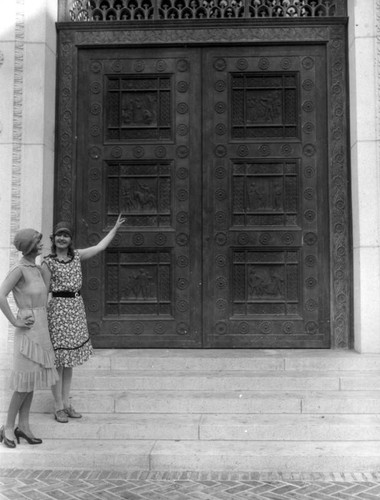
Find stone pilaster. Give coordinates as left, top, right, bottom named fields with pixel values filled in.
left=0, top=0, right=57, bottom=350
left=349, top=0, right=380, bottom=352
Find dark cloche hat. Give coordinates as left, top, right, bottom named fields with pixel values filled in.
left=53, top=221, right=73, bottom=237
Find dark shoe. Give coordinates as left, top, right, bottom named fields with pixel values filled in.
left=0, top=425, right=16, bottom=448
left=14, top=427, right=42, bottom=445
left=64, top=405, right=82, bottom=418
left=54, top=409, right=69, bottom=423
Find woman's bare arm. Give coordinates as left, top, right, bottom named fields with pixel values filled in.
left=40, top=261, right=51, bottom=290
left=78, top=214, right=125, bottom=261
left=0, top=268, right=31, bottom=328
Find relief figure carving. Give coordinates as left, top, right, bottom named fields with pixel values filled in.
left=248, top=178, right=283, bottom=211
left=122, top=269, right=154, bottom=300
left=248, top=266, right=285, bottom=298
left=273, top=182, right=283, bottom=210
left=122, top=179, right=157, bottom=212
left=122, top=93, right=158, bottom=126
left=247, top=91, right=281, bottom=124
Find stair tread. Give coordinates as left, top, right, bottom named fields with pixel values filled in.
left=0, top=369, right=373, bottom=383
left=3, top=389, right=380, bottom=397
left=66, top=389, right=380, bottom=396
left=3, top=348, right=380, bottom=372
left=2, top=439, right=379, bottom=472
left=5, top=412, right=380, bottom=429
left=1, top=439, right=379, bottom=459
left=72, top=370, right=380, bottom=376
left=1, top=413, right=378, bottom=443
left=2, top=412, right=379, bottom=424
left=60, top=348, right=380, bottom=360
left=2, top=348, right=380, bottom=360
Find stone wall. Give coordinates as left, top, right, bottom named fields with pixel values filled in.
left=0, top=0, right=57, bottom=350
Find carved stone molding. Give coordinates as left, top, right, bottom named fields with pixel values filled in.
left=327, top=24, right=350, bottom=348
left=56, top=30, right=75, bottom=223
left=74, top=26, right=329, bottom=45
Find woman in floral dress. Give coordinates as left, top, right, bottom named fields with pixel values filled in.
left=0, top=228, right=59, bottom=447
left=41, top=215, right=124, bottom=423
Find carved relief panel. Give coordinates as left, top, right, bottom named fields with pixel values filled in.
left=202, top=46, right=329, bottom=347
left=77, top=48, right=202, bottom=347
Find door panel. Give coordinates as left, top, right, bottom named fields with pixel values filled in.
left=77, top=44, right=330, bottom=348
left=202, top=46, right=329, bottom=348
left=77, top=48, right=203, bottom=347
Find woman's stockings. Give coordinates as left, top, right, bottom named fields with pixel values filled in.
left=17, top=391, right=34, bottom=436
left=52, top=366, right=73, bottom=410
left=62, top=367, right=73, bottom=409
left=5, top=391, right=32, bottom=439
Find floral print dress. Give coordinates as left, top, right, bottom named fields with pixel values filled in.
left=43, top=251, right=93, bottom=367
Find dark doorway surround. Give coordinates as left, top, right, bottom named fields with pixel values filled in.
left=55, top=14, right=351, bottom=349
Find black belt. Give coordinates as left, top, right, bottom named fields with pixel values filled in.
left=52, top=291, right=81, bottom=298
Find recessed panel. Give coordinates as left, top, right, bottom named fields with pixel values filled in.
left=105, top=75, right=172, bottom=141
left=106, top=161, right=172, bottom=227
left=232, top=250, right=300, bottom=316
left=231, top=73, right=298, bottom=138
left=232, top=161, right=299, bottom=227
left=105, top=250, right=172, bottom=316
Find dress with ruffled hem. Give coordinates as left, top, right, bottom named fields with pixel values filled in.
left=7, top=261, right=60, bottom=392
left=10, top=307, right=59, bottom=392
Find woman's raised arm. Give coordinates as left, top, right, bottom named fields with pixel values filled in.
left=78, top=214, right=125, bottom=261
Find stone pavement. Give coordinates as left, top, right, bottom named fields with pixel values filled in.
left=1, top=470, right=380, bottom=499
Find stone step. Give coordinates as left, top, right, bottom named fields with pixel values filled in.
left=198, top=414, right=380, bottom=441
left=1, top=438, right=379, bottom=472
left=1, top=413, right=379, bottom=442
left=2, top=349, right=380, bottom=372
left=113, top=390, right=380, bottom=415
left=2, top=389, right=380, bottom=415
left=4, top=369, right=380, bottom=392
left=67, top=350, right=380, bottom=372
left=73, top=370, right=380, bottom=392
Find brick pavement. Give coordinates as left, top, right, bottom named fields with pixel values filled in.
left=1, top=470, right=380, bottom=500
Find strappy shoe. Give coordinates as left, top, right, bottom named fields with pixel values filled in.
left=64, top=405, right=82, bottom=418
left=54, top=409, right=69, bottom=423
left=0, top=426, right=16, bottom=448
left=14, top=427, right=42, bottom=445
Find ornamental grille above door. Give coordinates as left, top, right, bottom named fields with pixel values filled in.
left=55, top=14, right=351, bottom=349
left=61, top=0, right=346, bottom=21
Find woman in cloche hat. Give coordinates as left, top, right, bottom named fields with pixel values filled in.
left=0, top=229, right=59, bottom=448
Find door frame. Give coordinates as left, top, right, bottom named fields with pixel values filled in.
left=55, top=19, right=352, bottom=349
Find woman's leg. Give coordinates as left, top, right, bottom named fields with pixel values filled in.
left=17, top=391, right=35, bottom=436
left=62, top=367, right=82, bottom=418
left=62, top=367, right=73, bottom=409
left=51, top=366, right=64, bottom=410
left=5, top=391, right=28, bottom=440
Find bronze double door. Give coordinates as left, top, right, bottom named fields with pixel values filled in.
left=77, top=44, right=329, bottom=348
